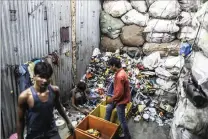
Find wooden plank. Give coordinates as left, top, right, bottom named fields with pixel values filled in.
left=71, top=0, right=77, bottom=85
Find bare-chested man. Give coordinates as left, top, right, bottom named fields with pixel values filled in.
left=17, top=62, right=74, bottom=139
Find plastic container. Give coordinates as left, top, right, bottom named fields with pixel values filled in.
left=67, top=129, right=97, bottom=139
left=90, top=104, right=106, bottom=120
left=90, top=104, right=117, bottom=123
left=180, top=42, right=192, bottom=56
left=101, top=99, right=132, bottom=116
left=76, top=115, right=118, bottom=139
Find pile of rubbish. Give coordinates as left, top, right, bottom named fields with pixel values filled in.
left=78, top=48, right=184, bottom=128
left=55, top=47, right=184, bottom=129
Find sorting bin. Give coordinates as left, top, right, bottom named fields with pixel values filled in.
left=90, top=104, right=117, bottom=123
left=67, top=129, right=97, bottom=139
left=100, top=99, right=132, bottom=124
left=76, top=115, right=118, bottom=139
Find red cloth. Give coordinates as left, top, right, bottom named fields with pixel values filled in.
left=111, top=68, right=131, bottom=105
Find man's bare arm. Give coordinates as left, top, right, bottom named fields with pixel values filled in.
left=53, top=86, right=74, bottom=131
left=17, top=92, right=27, bottom=139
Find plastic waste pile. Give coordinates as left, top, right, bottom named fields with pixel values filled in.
left=77, top=48, right=184, bottom=127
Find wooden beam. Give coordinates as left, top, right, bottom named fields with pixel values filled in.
left=71, top=0, right=77, bottom=85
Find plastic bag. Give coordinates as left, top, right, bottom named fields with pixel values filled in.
left=142, top=52, right=161, bottom=70
left=164, top=56, right=185, bottom=69
left=103, top=0, right=132, bottom=17
left=196, top=28, right=208, bottom=57
left=146, top=32, right=175, bottom=43
left=191, top=52, right=208, bottom=85
left=192, top=2, right=208, bottom=30
left=144, top=19, right=180, bottom=33
left=171, top=97, right=208, bottom=138
left=177, top=26, right=198, bottom=41
left=121, top=9, right=149, bottom=26
left=177, top=12, right=195, bottom=26
left=149, top=0, right=180, bottom=19
left=130, top=0, right=147, bottom=13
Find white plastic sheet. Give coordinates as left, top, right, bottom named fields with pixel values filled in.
left=142, top=52, right=161, bottom=70
left=191, top=52, right=208, bottom=85
left=164, top=56, right=185, bottom=69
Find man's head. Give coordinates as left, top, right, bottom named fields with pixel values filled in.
left=34, top=62, right=53, bottom=91
left=77, top=81, right=87, bottom=92
left=108, top=57, right=122, bottom=72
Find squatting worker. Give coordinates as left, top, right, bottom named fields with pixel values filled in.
left=70, top=81, right=101, bottom=115
left=17, top=62, right=74, bottom=139
left=105, top=57, right=131, bottom=139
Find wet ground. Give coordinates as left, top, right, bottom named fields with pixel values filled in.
left=128, top=118, right=170, bottom=139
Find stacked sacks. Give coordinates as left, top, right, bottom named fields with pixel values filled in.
left=100, top=0, right=146, bottom=53
left=176, top=11, right=196, bottom=42
left=143, top=0, right=181, bottom=56
left=176, top=0, right=201, bottom=43
left=178, top=0, right=202, bottom=12
left=193, top=2, right=208, bottom=57
left=176, top=1, right=204, bottom=44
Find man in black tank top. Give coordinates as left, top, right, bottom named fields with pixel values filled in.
left=17, top=62, right=74, bottom=139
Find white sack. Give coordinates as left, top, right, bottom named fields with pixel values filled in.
left=146, top=0, right=157, bottom=7
left=171, top=124, right=202, bottom=139
left=178, top=0, right=202, bottom=12
left=130, top=0, right=147, bottom=13
left=191, top=52, right=208, bottom=85
left=149, top=0, right=180, bottom=19
left=142, top=52, right=161, bottom=70
left=164, top=56, right=185, bottom=69
left=156, top=78, right=175, bottom=91
left=177, top=26, right=198, bottom=41
left=146, top=33, right=175, bottom=43
left=196, top=28, right=208, bottom=57
left=177, top=12, right=195, bottom=26
left=121, top=9, right=149, bottom=26
left=172, top=98, right=208, bottom=137
left=144, top=19, right=180, bottom=33
left=192, top=2, right=208, bottom=31
left=155, top=67, right=173, bottom=80
left=103, top=0, right=132, bottom=17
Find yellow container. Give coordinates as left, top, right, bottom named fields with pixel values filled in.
left=90, top=104, right=117, bottom=123
left=90, top=104, right=106, bottom=120
left=100, top=98, right=133, bottom=125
